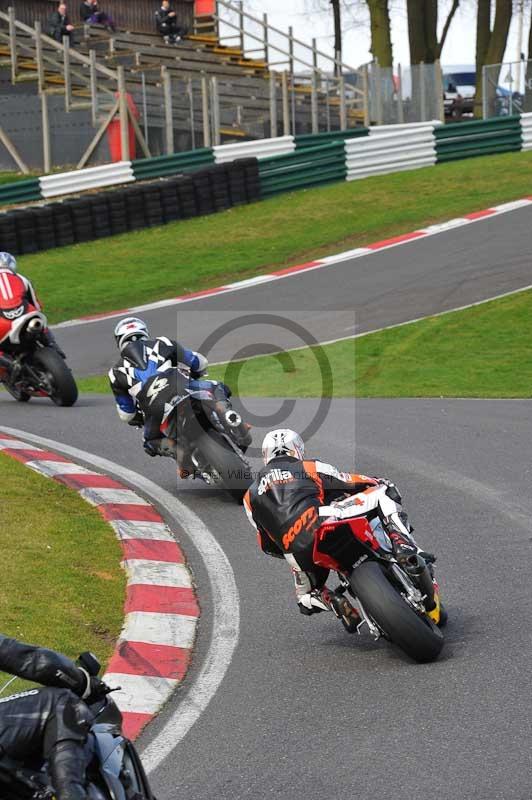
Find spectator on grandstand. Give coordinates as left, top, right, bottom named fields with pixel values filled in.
left=80, top=0, right=116, bottom=32
left=48, top=2, right=75, bottom=45
left=155, top=1, right=186, bottom=45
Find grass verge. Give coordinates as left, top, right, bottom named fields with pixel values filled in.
left=77, top=287, right=532, bottom=398
left=0, top=452, right=125, bottom=693
left=0, top=172, right=30, bottom=185
left=17, top=150, right=532, bottom=324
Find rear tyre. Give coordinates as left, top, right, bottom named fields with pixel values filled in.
left=32, top=347, right=78, bottom=407
left=349, top=561, right=444, bottom=663
left=195, top=430, right=252, bottom=503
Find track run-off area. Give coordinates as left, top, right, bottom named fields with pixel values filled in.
left=2, top=201, right=532, bottom=799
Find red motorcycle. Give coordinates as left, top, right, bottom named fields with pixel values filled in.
left=0, top=296, right=77, bottom=407
left=314, top=485, right=445, bottom=663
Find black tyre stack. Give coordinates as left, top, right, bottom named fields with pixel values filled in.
left=0, top=157, right=261, bottom=254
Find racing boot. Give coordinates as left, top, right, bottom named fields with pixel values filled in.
left=143, top=437, right=177, bottom=459
left=323, top=588, right=361, bottom=633
left=297, top=588, right=332, bottom=616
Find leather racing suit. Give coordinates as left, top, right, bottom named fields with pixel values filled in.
left=243, top=456, right=382, bottom=601
left=0, top=269, right=64, bottom=373
left=108, top=336, right=231, bottom=443
left=0, top=635, right=96, bottom=800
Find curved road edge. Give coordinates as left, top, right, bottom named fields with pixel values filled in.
left=53, top=196, right=532, bottom=330
left=0, top=426, right=240, bottom=773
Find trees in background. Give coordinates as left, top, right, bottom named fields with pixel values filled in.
left=475, top=0, right=513, bottom=114
left=406, top=0, right=461, bottom=63
left=366, top=0, right=393, bottom=67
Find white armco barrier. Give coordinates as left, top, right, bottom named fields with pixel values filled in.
left=345, top=126, right=437, bottom=181
left=368, top=121, right=442, bottom=135
left=39, top=161, right=135, bottom=198
left=213, top=135, right=295, bottom=163
left=521, top=113, right=532, bottom=151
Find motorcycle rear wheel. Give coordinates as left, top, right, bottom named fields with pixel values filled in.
left=33, top=347, right=78, bottom=407
left=195, top=430, right=252, bottom=503
left=349, top=561, right=444, bottom=663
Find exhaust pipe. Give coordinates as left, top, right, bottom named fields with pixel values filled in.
left=402, top=553, right=436, bottom=611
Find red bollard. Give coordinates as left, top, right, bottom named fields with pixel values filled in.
left=107, top=93, right=139, bottom=162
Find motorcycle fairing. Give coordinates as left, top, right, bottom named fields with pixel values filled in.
left=1, top=310, right=47, bottom=345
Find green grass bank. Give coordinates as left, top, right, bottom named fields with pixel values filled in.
left=76, top=287, right=532, bottom=398
left=0, top=452, right=125, bottom=693
left=16, top=150, right=532, bottom=324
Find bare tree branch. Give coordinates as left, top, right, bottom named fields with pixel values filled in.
left=437, top=0, right=460, bottom=57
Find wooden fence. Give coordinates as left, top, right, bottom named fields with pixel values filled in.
left=0, top=0, right=196, bottom=33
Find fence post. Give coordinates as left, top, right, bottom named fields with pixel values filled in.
left=435, top=59, right=444, bottom=123
left=363, top=63, right=370, bottom=127
left=90, top=50, right=98, bottom=125
left=34, top=21, right=45, bottom=94
left=397, top=62, right=404, bottom=124
left=269, top=71, right=277, bottom=137
left=118, top=65, right=130, bottom=160
left=63, top=36, right=72, bottom=112
left=188, top=78, right=196, bottom=150
left=211, top=76, right=221, bottom=145
left=482, top=65, right=488, bottom=119
left=239, top=0, right=245, bottom=56
left=288, top=26, right=294, bottom=77
left=420, top=61, right=427, bottom=121
left=339, top=75, right=347, bottom=130
left=263, top=13, right=269, bottom=64
left=201, top=75, right=211, bottom=147
left=161, top=66, right=174, bottom=155
left=41, top=91, right=51, bottom=173
left=375, top=61, right=383, bottom=125
left=0, top=126, right=29, bottom=173
left=281, top=70, right=290, bottom=135
left=311, top=69, right=319, bottom=134
left=141, top=72, right=149, bottom=147
left=8, top=6, right=17, bottom=85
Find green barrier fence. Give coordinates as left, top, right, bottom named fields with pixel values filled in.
left=259, top=141, right=347, bottom=197
left=0, top=178, right=42, bottom=207
left=294, top=128, right=368, bottom=149
left=132, top=148, right=215, bottom=179
left=435, top=116, right=522, bottom=163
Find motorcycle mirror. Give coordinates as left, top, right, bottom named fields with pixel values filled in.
left=78, top=651, right=101, bottom=676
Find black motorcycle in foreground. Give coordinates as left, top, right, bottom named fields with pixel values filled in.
left=0, top=307, right=77, bottom=406
left=157, top=384, right=253, bottom=503
left=0, top=653, right=155, bottom=800
left=315, top=485, right=445, bottom=662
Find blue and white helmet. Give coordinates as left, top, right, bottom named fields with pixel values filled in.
left=114, top=316, right=149, bottom=352
left=262, top=429, right=305, bottom=465
left=0, top=252, right=17, bottom=273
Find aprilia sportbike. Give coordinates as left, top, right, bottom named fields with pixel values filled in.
left=315, top=485, right=445, bottom=662
left=0, top=303, right=77, bottom=406
left=0, top=653, right=155, bottom=800
left=159, top=386, right=252, bottom=503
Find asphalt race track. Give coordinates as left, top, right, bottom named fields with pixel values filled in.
left=4, top=203, right=532, bottom=798
left=56, top=204, right=532, bottom=376
left=3, top=396, right=532, bottom=800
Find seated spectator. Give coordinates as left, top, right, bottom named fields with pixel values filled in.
left=80, top=0, right=116, bottom=33
left=48, top=2, right=75, bottom=45
left=155, top=1, right=186, bottom=45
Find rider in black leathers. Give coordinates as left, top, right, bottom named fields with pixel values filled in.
left=0, top=634, right=105, bottom=800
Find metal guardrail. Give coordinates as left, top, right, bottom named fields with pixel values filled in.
left=0, top=177, right=41, bottom=204
left=434, top=116, right=522, bottom=162
left=132, top=149, right=215, bottom=179
left=258, top=140, right=346, bottom=196
left=520, top=112, right=532, bottom=150
left=40, top=161, right=134, bottom=198
left=213, top=135, right=295, bottom=163
left=345, top=124, right=436, bottom=181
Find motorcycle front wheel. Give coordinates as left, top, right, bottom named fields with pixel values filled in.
left=195, top=430, right=252, bottom=503
left=349, top=561, right=444, bottom=663
left=33, top=347, right=78, bottom=407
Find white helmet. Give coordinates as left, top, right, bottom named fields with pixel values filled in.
left=262, top=429, right=305, bottom=465
left=114, top=316, right=149, bottom=352
left=0, top=252, right=17, bottom=273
